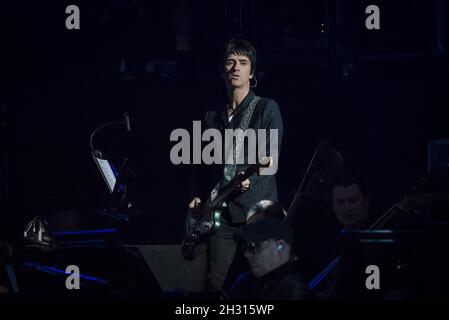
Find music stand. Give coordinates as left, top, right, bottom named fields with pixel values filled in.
left=92, top=150, right=118, bottom=194
left=92, top=150, right=133, bottom=222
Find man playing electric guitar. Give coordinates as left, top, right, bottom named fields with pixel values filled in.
left=186, top=38, right=283, bottom=292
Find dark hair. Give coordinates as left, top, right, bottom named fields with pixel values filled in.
left=330, top=169, right=369, bottom=197
left=222, top=38, right=257, bottom=75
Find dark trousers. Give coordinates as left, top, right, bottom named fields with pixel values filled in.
left=207, top=215, right=244, bottom=291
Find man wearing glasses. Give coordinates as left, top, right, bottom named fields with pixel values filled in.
left=229, top=218, right=310, bottom=299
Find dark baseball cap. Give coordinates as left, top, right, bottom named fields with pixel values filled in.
left=234, top=218, right=294, bottom=245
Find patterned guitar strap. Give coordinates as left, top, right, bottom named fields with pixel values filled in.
left=210, top=96, right=261, bottom=201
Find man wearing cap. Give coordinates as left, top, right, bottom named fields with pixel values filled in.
left=229, top=218, right=310, bottom=300
left=223, top=200, right=286, bottom=291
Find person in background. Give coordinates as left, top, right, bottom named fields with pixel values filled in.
left=330, top=172, right=370, bottom=232
left=229, top=218, right=310, bottom=299
left=223, top=200, right=287, bottom=292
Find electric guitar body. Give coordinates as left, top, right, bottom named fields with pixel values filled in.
left=182, top=157, right=272, bottom=260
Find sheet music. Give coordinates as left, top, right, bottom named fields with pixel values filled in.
left=96, top=158, right=116, bottom=193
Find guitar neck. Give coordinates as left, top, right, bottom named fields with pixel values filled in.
left=209, top=163, right=261, bottom=209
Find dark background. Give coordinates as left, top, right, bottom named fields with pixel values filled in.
left=1, top=0, right=448, bottom=246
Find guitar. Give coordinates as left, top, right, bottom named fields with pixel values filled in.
left=181, top=157, right=272, bottom=260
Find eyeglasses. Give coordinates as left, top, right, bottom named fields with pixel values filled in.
left=240, top=241, right=272, bottom=255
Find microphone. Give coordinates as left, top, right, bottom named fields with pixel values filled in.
left=123, top=112, right=131, bottom=133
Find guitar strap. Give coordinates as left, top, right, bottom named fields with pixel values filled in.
left=210, top=95, right=261, bottom=201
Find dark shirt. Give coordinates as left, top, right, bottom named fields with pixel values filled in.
left=229, top=262, right=310, bottom=300
left=195, top=89, right=284, bottom=223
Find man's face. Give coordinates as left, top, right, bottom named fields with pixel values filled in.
left=243, top=239, right=281, bottom=277
left=332, top=183, right=369, bottom=231
left=223, top=53, right=252, bottom=89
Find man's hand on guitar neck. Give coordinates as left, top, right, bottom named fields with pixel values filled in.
left=236, top=173, right=250, bottom=192
left=189, top=197, right=202, bottom=210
